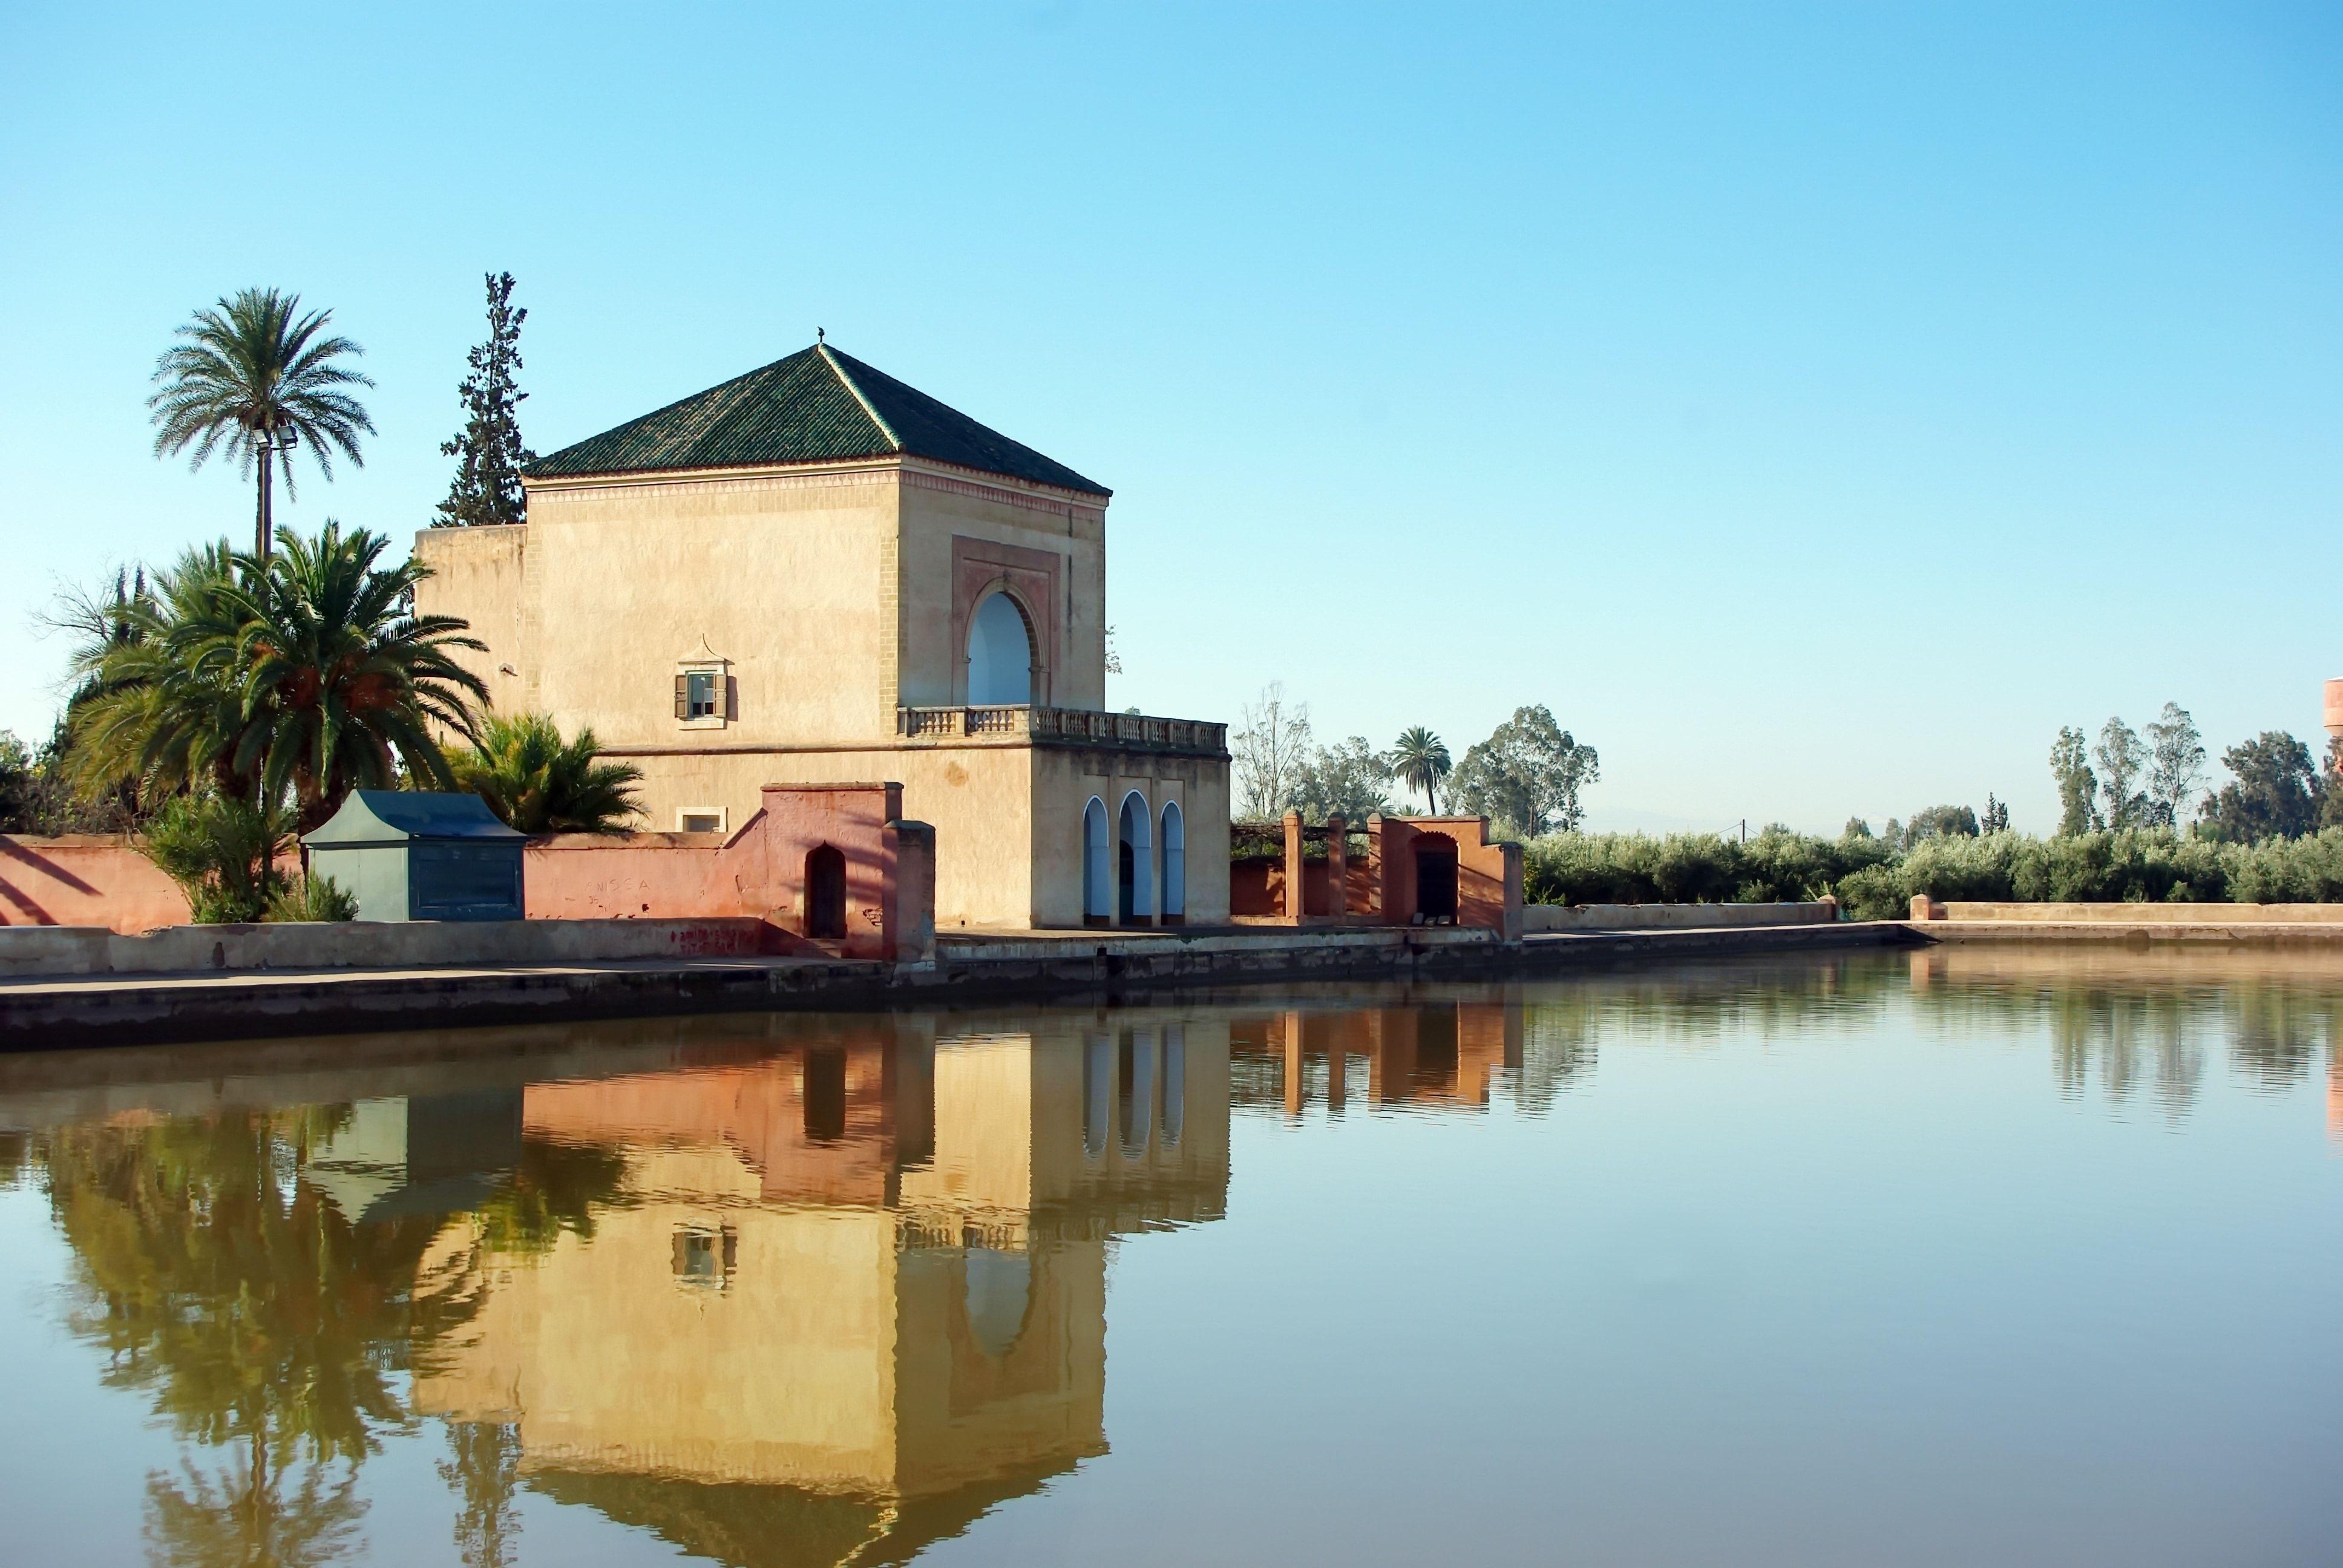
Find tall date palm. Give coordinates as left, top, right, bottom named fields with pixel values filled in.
left=148, top=289, right=375, bottom=560
left=1389, top=726, right=1452, bottom=814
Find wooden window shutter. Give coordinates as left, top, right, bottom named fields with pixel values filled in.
left=725, top=675, right=738, bottom=721
left=674, top=673, right=690, bottom=719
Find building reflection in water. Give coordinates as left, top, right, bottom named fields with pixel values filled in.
left=402, top=1015, right=1230, bottom=1567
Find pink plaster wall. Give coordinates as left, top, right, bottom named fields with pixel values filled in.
left=526, top=782, right=930, bottom=962
left=0, top=837, right=192, bottom=933
left=1370, top=815, right=1522, bottom=938
left=7, top=788, right=938, bottom=959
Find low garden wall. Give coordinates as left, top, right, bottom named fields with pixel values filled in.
left=1, top=836, right=195, bottom=933
left=0, top=916, right=783, bottom=979
left=1526, top=902, right=1837, bottom=933
left=1916, top=900, right=2343, bottom=925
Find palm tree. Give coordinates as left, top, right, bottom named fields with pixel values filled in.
left=64, top=543, right=257, bottom=801
left=450, top=713, right=644, bottom=835
left=1389, top=726, right=1452, bottom=814
left=65, top=523, right=488, bottom=826
left=231, top=521, right=490, bottom=825
left=149, top=289, right=375, bottom=560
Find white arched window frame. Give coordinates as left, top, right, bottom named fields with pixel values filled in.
left=1082, top=797, right=1111, bottom=922
left=966, top=587, right=1037, bottom=707
left=1117, top=790, right=1153, bottom=924
left=1159, top=800, right=1185, bottom=921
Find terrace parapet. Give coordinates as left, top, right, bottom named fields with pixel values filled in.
left=896, top=705, right=1228, bottom=758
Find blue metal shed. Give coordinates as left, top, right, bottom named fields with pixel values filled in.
left=302, top=791, right=526, bottom=923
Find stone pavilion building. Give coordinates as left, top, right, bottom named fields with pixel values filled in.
left=415, top=341, right=1231, bottom=930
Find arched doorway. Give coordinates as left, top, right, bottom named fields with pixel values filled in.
left=1414, top=834, right=1458, bottom=924
left=1081, top=797, right=1110, bottom=927
left=1159, top=800, right=1185, bottom=925
left=966, top=589, right=1035, bottom=705
left=806, top=844, right=847, bottom=938
left=1118, top=791, right=1152, bottom=925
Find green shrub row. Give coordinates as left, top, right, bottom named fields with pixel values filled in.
left=1521, top=828, right=2343, bottom=921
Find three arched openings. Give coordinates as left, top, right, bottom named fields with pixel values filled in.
left=1083, top=792, right=1184, bottom=927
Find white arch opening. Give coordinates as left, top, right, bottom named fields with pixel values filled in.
left=1159, top=800, right=1185, bottom=921
left=1117, top=790, right=1152, bottom=924
left=1082, top=796, right=1111, bottom=923
left=966, top=589, right=1034, bottom=705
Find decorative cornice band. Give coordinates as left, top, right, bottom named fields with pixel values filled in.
left=522, top=455, right=1109, bottom=520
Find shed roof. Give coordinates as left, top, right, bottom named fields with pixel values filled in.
left=526, top=342, right=1109, bottom=497
left=304, top=791, right=525, bottom=848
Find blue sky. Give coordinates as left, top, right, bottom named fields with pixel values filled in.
left=2, top=3, right=2337, bottom=834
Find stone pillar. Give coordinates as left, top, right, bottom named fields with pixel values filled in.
left=1325, top=814, right=1347, bottom=925
left=1282, top=809, right=1305, bottom=925
left=885, top=819, right=936, bottom=964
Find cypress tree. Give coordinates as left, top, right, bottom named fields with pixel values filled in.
left=434, top=272, right=535, bottom=527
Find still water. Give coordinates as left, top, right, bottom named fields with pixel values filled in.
left=2, top=948, right=2339, bottom=1567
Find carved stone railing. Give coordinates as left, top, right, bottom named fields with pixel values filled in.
left=897, top=705, right=1227, bottom=756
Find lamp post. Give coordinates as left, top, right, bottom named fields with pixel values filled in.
left=252, top=414, right=297, bottom=560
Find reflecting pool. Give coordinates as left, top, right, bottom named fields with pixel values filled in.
left=2, top=948, right=2339, bottom=1566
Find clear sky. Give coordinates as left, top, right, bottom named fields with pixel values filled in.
left=2, top=3, right=2337, bottom=834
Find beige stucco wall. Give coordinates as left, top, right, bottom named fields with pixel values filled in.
left=413, top=524, right=529, bottom=720
left=517, top=464, right=902, bottom=745
left=894, top=471, right=1106, bottom=710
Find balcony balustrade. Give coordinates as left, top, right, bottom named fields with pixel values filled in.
left=896, top=704, right=1227, bottom=757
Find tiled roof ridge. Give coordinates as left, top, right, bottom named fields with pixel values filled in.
left=815, top=341, right=902, bottom=453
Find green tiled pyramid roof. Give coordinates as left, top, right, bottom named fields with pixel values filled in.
left=526, top=342, right=1108, bottom=497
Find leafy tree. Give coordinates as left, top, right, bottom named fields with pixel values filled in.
left=1232, top=682, right=1313, bottom=817
left=1981, top=794, right=2011, bottom=834
left=149, top=289, right=374, bottom=559
left=1906, top=803, right=1979, bottom=843
left=0, top=730, right=33, bottom=829
left=2324, top=737, right=2343, bottom=831
left=1388, top=727, right=1452, bottom=813
left=1292, top=736, right=1392, bottom=822
left=2094, top=716, right=2149, bottom=829
left=1449, top=705, right=1599, bottom=836
left=2198, top=731, right=2322, bottom=843
left=2050, top=726, right=2100, bottom=835
left=67, top=524, right=488, bottom=827
left=1842, top=817, right=1873, bottom=840
left=2144, top=702, right=2206, bottom=829
left=450, top=713, right=644, bottom=835
left=434, top=273, right=537, bottom=529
